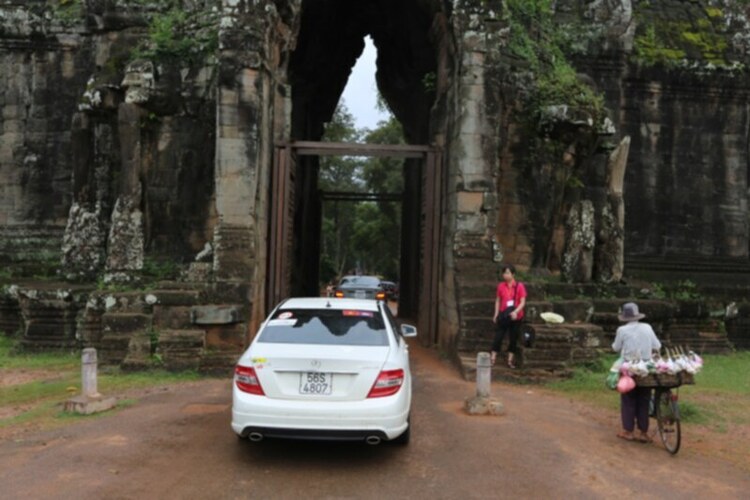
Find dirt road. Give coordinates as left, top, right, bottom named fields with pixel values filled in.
left=1, top=344, right=748, bottom=499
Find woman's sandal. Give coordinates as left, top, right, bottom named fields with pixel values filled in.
left=616, top=431, right=635, bottom=442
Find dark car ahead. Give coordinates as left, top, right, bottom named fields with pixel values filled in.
left=380, top=281, right=399, bottom=301
left=335, top=275, right=386, bottom=301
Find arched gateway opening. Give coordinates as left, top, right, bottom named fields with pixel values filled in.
left=266, top=0, right=448, bottom=341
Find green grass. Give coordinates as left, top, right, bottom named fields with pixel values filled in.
left=0, top=337, right=204, bottom=434
left=0, top=336, right=79, bottom=370
left=547, top=352, right=750, bottom=428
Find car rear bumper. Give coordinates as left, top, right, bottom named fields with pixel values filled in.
left=231, top=386, right=410, bottom=441
left=236, top=427, right=391, bottom=442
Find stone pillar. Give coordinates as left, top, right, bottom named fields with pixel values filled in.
left=104, top=102, right=145, bottom=281
left=444, top=3, right=505, bottom=352
left=464, top=352, right=504, bottom=415
left=475, top=351, right=492, bottom=398
left=213, top=1, right=278, bottom=283
left=81, top=348, right=100, bottom=398
left=64, top=346, right=116, bottom=415
left=562, top=200, right=595, bottom=282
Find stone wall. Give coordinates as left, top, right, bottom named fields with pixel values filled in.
left=2, top=0, right=750, bottom=366
left=0, top=3, right=95, bottom=271
left=562, top=0, right=750, bottom=265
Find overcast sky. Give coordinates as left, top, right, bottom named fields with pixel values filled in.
left=340, top=37, right=389, bottom=131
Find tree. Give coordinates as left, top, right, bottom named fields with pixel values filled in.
left=319, top=102, right=405, bottom=284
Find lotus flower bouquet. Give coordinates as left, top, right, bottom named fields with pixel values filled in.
left=610, top=346, right=703, bottom=379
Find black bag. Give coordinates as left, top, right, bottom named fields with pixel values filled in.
left=497, top=307, right=514, bottom=327
left=522, top=327, right=535, bottom=348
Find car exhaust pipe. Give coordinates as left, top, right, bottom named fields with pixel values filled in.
left=248, top=432, right=264, bottom=442
left=365, top=435, right=381, bottom=445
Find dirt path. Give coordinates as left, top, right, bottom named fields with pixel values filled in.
left=1, top=344, right=748, bottom=499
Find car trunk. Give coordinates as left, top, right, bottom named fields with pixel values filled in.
left=249, top=343, right=390, bottom=401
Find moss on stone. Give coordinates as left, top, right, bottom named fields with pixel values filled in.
left=505, top=0, right=604, bottom=121
left=48, top=0, right=83, bottom=26
left=634, top=25, right=687, bottom=66
left=632, top=1, right=741, bottom=70
left=129, top=3, right=219, bottom=67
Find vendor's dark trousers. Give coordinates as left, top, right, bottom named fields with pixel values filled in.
left=492, top=320, right=520, bottom=354
left=621, top=387, right=651, bottom=432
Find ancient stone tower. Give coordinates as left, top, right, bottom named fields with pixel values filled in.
left=1, top=1, right=749, bottom=367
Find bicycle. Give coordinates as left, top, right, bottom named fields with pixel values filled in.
left=639, top=372, right=694, bottom=455
left=650, top=386, right=681, bottom=454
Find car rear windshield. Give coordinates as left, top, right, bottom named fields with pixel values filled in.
left=258, top=308, right=389, bottom=346
left=340, top=276, right=380, bottom=287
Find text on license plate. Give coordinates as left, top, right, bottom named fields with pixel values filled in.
left=299, top=372, right=333, bottom=395
left=355, top=291, right=365, bottom=298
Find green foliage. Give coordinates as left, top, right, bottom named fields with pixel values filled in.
left=643, top=280, right=701, bottom=300
left=142, top=257, right=179, bottom=282
left=96, top=277, right=138, bottom=293
left=49, top=0, right=83, bottom=25
left=319, top=104, right=404, bottom=283
left=422, top=72, right=437, bottom=93
left=33, top=255, right=62, bottom=280
left=672, top=279, right=701, bottom=300
left=505, top=0, right=604, bottom=122
left=649, top=282, right=668, bottom=299
left=131, top=3, right=219, bottom=66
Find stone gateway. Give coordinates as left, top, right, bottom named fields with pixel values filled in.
left=1, top=1, right=749, bottom=369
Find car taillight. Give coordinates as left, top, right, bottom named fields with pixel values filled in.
left=367, top=369, right=404, bottom=398
left=335, top=290, right=344, bottom=298
left=376, top=292, right=386, bottom=300
left=235, top=365, right=265, bottom=395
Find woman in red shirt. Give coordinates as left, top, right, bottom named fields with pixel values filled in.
left=491, top=264, right=527, bottom=368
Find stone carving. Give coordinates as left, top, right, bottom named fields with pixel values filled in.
left=563, top=200, right=595, bottom=282
left=595, top=136, right=629, bottom=283
left=122, top=60, right=156, bottom=106
left=105, top=188, right=144, bottom=279
left=61, top=202, right=107, bottom=280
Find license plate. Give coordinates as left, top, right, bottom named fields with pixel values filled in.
left=355, top=290, right=365, bottom=299
left=299, top=372, right=333, bottom=395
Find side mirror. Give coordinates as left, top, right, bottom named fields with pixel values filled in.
left=400, top=324, right=417, bottom=338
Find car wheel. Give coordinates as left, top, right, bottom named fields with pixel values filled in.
left=391, top=417, right=410, bottom=446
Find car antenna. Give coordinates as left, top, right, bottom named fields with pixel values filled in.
left=325, top=300, right=332, bottom=308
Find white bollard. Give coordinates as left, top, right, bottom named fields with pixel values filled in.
left=476, top=351, right=492, bottom=398
left=464, top=351, right=504, bottom=416
left=81, top=348, right=101, bottom=398
left=64, top=347, right=115, bottom=414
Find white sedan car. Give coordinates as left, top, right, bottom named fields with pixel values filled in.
left=231, top=297, right=417, bottom=445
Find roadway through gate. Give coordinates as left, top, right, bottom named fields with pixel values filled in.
left=268, top=141, right=442, bottom=346
left=2, top=343, right=748, bottom=498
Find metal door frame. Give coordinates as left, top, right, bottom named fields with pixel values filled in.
left=267, top=141, right=442, bottom=346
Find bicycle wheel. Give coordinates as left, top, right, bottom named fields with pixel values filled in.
left=655, top=389, right=681, bottom=454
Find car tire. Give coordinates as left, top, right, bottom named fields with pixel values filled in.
left=391, top=417, right=410, bottom=446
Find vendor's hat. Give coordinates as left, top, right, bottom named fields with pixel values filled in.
left=618, top=302, right=645, bottom=322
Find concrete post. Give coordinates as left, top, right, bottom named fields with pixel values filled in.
left=476, top=351, right=492, bottom=397
left=64, top=347, right=116, bottom=414
left=81, top=348, right=100, bottom=398
left=464, top=351, right=505, bottom=416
